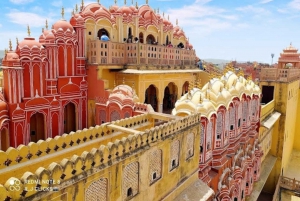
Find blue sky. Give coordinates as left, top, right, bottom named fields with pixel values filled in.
left=0, top=0, right=299, bottom=63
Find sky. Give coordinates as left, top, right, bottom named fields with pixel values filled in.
left=0, top=0, right=300, bottom=63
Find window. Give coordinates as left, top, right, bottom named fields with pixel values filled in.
left=149, top=149, right=162, bottom=184
left=172, top=159, right=176, bottom=168
left=230, top=125, right=234, bottom=130
left=200, top=146, right=203, bottom=153
left=261, top=85, right=274, bottom=104
left=127, top=188, right=133, bottom=197
left=152, top=172, right=157, bottom=180
left=170, top=140, right=180, bottom=171
left=238, top=119, right=241, bottom=127
left=89, top=31, right=92, bottom=35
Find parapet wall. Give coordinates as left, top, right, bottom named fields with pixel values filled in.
left=0, top=112, right=201, bottom=201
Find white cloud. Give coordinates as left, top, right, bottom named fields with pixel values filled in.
left=289, top=0, right=300, bottom=10
left=236, top=5, right=270, bottom=15
left=51, top=0, right=63, bottom=7
left=260, top=0, right=273, bottom=4
left=6, top=11, right=54, bottom=27
left=9, top=0, right=34, bottom=4
left=0, top=24, right=2, bottom=28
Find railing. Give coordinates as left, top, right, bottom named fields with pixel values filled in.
left=88, top=40, right=197, bottom=67
left=260, top=68, right=300, bottom=82
left=280, top=176, right=300, bottom=192
left=272, top=176, right=300, bottom=201
left=260, top=100, right=275, bottom=120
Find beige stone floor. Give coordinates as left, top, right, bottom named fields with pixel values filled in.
left=285, top=149, right=300, bottom=181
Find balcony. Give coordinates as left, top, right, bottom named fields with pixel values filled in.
left=87, top=40, right=197, bottom=69
left=260, top=68, right=300, bottom=82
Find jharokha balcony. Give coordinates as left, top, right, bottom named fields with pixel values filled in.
left=87, top=40, right=197, bottom=69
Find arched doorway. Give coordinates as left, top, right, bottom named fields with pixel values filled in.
left=182, top=81, right=189, bottom=96
left=165, top=35, right=169, bottom=46
left=97, top=28, right=109, bottom=40
left=146, top=34, right=155, bottom=44
left=144, top=85, right=158, bottom=112
left=30, top=112, right=45, bottom=143
left=128, top=27, right=132, bottom=38
left=139, top=32, right=144, bottom=43
left=0, top=128, right=9, bottom=150
left=64, top=102, right=76, bottom=134
left=163, top=83, right=178, bottom=114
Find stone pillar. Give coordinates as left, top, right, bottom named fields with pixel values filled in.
left=158, top=103, right=163, bottom=113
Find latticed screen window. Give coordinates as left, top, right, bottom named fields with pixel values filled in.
left=200, top=124, right=204, bottom=155
left=122, top=161, right=139, bottom=200
left=170, top=140, right=180, bottom=171
left=186, top=133, right=194, bottom=159
left=124, top=112, right=130, bottom=118
left=207, top=122, right=212, bottom=150
left=225, top=111, right=229, bottom=137
left=100, top=110, right=106, bottom=124
left=149, top=149, right=162, bottom=184
left=85, top=178, right=108, bottom=201
left=243, top=102, right=248, bottom=122
left=110, top=110, right=120, bottom=122
left=216, top=113, right=223, bottom=140
left=230, top=107, right=235, bottom=130
left=238, top=104, right=242, bottom=127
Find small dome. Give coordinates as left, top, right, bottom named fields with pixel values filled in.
left=52, top=19, right=73, bottom=32
left=117, top=6, right=133, bottom=15
left=5, top=52, right=20, bottom=61
left=70, top=13, right=84, bottom=26
left=109, top=5, right=119, bottom=13
left=19, top=37, right=42, bottom=49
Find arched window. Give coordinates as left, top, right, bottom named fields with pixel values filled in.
left=230, top=107, right=235, bottom=131
left=216, top=112, right=223, bottom=140
left=243, top=102, right=248, bottom=124
left=207, top=122, right=212, bottom=150
left=139, top=32, right=144, bottom=43
left=110, top=110, right=120, bottom=122
left=146, top=34, right=155, bottom=44
left=238, top=103, right=242, bottom=128
left=97, top=28, right=109, bottom=40
left=165, top=35, right=169, bottom=45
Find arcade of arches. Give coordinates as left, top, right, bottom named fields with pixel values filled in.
left=115, top=72, right=198, bottom=115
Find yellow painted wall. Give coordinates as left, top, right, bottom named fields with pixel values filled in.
left=293, top=88, right=300, bottom=150
left=0, top=113, right=202, bottom=201
left=261, top=79, right=300, bottom=191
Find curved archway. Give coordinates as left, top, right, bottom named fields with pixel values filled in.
left=97, top=28, right=110, bottom=40
left=144, top=85, right=158, bottom=112
left=165, top=35, right=169, bottom=46
left=139, top=32, right=144, bottom=43
left=0, top=128, right=9, bottom=150
left=163, top=82, right=178, bottom=114
left=146, top=34, right=155, bottom=44
left=30, top=112, right=45, bottom=143
left=182, top=81, right=189, bottom=96
left=64, top=102, right=76, bottom=134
